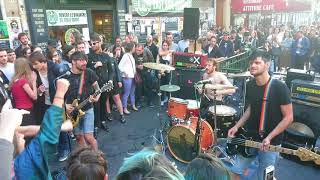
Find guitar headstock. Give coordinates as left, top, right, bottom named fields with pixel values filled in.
left=101, top=81, right=114, bottom=93
left=296, top=147, right=320, bottom=165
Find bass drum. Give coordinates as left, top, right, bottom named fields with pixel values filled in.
left=167, top=117, right=214, bottom=163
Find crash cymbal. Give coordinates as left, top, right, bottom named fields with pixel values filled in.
left=143, top=63, right=175, bottom=71
left=228, top=71, right=252, bottom=78
left=195, top=84, right=237, bottom=90
left=160, top=84, right=180, bottom=92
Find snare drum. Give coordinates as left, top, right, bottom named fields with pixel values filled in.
left=167, top=117, right=214, bottom=163
left=167, top=98, right=188, bottom=120
left=186, top=99, right=200, bottom=117
left=208, top=105, right=237, bottom=138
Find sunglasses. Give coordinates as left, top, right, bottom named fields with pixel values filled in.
left=91, top=41, right=100, bottom=46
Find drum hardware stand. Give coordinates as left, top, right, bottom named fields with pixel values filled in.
left=211, top=145, right=235, bottom=166
left=152, top=72, right=166, bottom=154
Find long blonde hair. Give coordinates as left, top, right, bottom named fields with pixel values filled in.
left=10, top=57, right=33, bottom=89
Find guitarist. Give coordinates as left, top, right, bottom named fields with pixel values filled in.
left=65, top=51, right=100, bottom=150
left=227, top=50, right=293, bottom=180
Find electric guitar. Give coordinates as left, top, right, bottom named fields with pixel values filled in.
left=66, top=82, right=113, bottom=127
left=226, top=134, right=320, bottom=165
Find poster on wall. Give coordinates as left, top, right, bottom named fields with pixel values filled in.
left=0, top=20, right=9, bottom=40
left=7, top=17, right=23, bottom=49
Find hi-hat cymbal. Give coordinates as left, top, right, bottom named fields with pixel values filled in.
left=228, top=71, right=252, bottom=78
left=195, top=84, right=237, bottom=90
left=160, top=84, right=180, bottom=92
left=143, top=63, right=175, bottom=71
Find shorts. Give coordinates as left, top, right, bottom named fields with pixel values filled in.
left=74, top=108, right=94, bottom=135
left=109, top=81, right=121, bottom=95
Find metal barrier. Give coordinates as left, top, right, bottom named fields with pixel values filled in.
left=218, top=50, right=252, bottom=73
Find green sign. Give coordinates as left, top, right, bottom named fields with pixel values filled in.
left=132, top=0, right=192, bottom=16
left=0, top=20, right=9, bottom=40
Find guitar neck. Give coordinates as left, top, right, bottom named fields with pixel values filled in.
left=76, top=90, right=101, bottom=110
left=245, top=140, right=297, bottom=156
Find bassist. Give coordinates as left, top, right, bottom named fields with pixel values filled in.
left=227, top=50, right=293, bottom=180
left=65, top=51, right=100, bottom=150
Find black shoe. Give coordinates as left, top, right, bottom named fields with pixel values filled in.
left=101, top=121, right=109, bottom=132
left=106, top=113, right=113, bottom=121
left=94, top=127, right=98, bottom=139
left=120, top=115, right=126, bottom=123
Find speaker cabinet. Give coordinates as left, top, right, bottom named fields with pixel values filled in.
left=171, top=68, right=204, bottom=100
left=183, top=8, right=200, bottom=40
left=292, top=101, right=320, bottom=138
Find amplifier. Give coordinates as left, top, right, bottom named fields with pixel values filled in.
left=173, top=52, right=207, bottom=69
left=291, top=79, right=320, bottom=105
left=285, top=68, right=315, bottom=88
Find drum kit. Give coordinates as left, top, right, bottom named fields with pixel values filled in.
left=143, top=63, right=245, bottom=164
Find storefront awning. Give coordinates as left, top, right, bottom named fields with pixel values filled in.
left=231, top=0, right=311, bottom=13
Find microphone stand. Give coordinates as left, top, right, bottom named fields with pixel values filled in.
left=192, top=82, right=207, bottom=157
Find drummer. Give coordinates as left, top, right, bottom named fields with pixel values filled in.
left=199, top=58, right=235, bottom=119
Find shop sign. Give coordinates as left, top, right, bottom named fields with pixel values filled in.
left=231, top=0, right=288, bottom=13
left=132, top=0, right=192, bottom=16
left=46, top=10, right=88, bottom=26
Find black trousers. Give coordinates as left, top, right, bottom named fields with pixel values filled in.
left=94, top=91, right=108, bottom=128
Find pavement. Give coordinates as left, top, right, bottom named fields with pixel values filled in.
left=50, top=104, right=320, bottom=180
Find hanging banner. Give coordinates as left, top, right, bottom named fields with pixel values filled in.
left=132, top=0, right=192, bottom=16
left=46, top=10, right=88, bottom=26
left=231, top=0, right=311, bottom=13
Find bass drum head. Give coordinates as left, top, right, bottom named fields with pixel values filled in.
left=167, top=125, right=199, bottom=163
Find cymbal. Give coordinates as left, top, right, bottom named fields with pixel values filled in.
left=228, top=71, right=252, bottom=78
left=288, top=122, right=315, bottom=138
left=160, top=84, right=180, bottom=92
left=195, top=84, right=237, bottom=90
left=143, top=63, right=175, bottom=71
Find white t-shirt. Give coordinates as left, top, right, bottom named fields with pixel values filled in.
left=0, top=63, right=14, bottom=82
left=39, top=73, right=51, bottom=105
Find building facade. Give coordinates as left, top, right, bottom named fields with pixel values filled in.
left=0, top=0, right=127, bottom=49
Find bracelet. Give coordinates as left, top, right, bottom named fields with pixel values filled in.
left=54, top=96, right=65, bottom=100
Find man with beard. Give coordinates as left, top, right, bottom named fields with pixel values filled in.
left=0, top=48, right=14, bottom=82
left=199, top=58, right=235, bottom=120
left=227, top=50, right=293, bottom=180
left=15, top=33, right=30, bottom=58
left=145, top=35, right=158, bottom=60
left=133, top=43, right=156, bottom=107
left=65, top=51, right=100, bottom=150
left=87, top=33, right=114, bottom=131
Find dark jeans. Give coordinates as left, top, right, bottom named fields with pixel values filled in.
left=293, top=54, right=306, bottom=70
left=58, top=132, right=71, bottom=154
left=136, top=71, right=156, bottom=105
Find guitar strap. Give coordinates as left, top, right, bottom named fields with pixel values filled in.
left=77, top=70, right=86, bottom=101
left=258, top=77, right=274, bottom=137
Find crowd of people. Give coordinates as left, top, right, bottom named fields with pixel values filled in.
left=4, top=21, right=320, bottom=179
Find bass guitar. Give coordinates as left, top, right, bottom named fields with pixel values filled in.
left=227, top=134, right=320, bottom=165
left=66, top=82, right=113, bottom=127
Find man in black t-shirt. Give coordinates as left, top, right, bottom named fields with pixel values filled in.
left=87, top=33, right=114, bottom=131
left=227, top=50, right=293, bottom=180
left=65, top=51, right=100, bottom=150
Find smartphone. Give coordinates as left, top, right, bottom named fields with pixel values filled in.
left=264, top=165, right=275, bottom=180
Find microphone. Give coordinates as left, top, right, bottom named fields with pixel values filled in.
left=55, top=71, right=71, bottom=80
left=196, top=79, right=212, bottom=84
